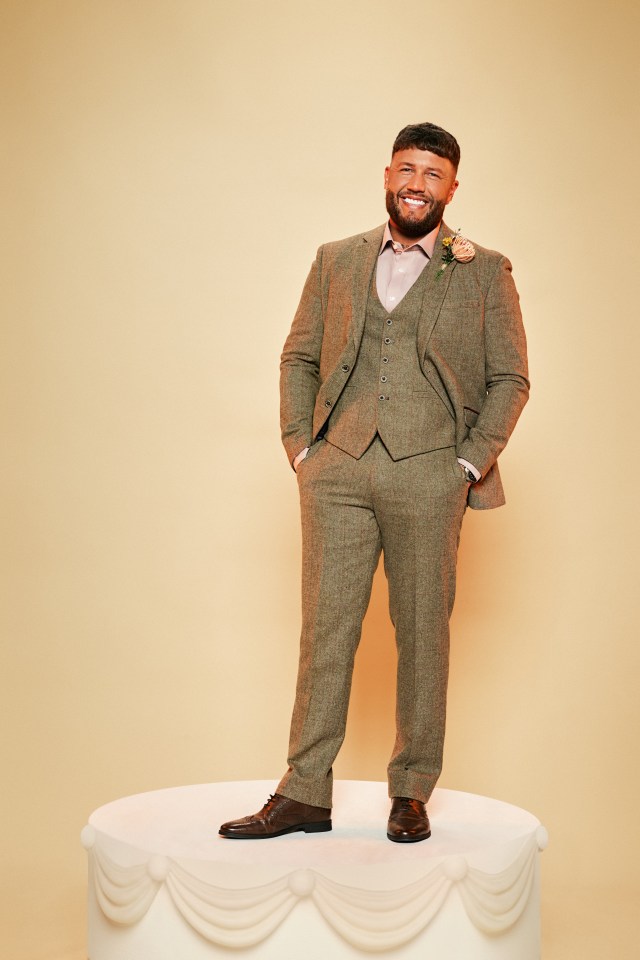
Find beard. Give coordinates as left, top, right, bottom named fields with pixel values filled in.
left=385, top=190, right=447, bottom=238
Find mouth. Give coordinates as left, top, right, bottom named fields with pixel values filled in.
left=400, top=195, right=428, bottom=211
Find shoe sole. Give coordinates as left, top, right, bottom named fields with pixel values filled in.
left=219, top=820, right=332, bottom=839
left=386, top=830, right=431, bottom=843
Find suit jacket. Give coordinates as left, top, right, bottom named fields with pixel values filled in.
left=280, top=222, right=529, bottom=510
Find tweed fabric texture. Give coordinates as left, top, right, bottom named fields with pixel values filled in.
left=277, top=220, right=529, bottom=809
left=280, top=222, right=530, bottom=510
left=325, top=268, right=456, bottom=460
left=277, top=438, right=468, bottom=808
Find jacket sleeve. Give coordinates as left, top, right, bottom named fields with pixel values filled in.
left=279, top=247, right=325, bottom=465
left=457, top=256, right=530, bottom=477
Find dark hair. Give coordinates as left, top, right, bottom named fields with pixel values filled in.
left=392, top=122, right=460, bottom=171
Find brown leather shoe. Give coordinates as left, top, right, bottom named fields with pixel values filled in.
left=219, top=793, right=332, bottom=839
left=387, top=797, right=431, bottom=843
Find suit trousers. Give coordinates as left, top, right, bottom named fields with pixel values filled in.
left=277, top=436, right=469, bottom=808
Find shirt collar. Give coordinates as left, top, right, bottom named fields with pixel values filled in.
left=379, top=221, right=440, bottom=259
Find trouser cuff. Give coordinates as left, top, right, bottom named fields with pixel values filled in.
left=276, top=769, right=333, bottom=809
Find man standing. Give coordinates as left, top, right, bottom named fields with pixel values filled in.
left=220, top=122, right=529, bottom=843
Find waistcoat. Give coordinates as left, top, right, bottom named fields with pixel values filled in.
left=325, top=264, right=456, bottom=460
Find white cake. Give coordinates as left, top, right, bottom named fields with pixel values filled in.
left=83, top=780, right=547, bottom=959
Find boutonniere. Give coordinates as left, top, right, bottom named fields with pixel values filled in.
left=436, top=231, right=475, bottom=279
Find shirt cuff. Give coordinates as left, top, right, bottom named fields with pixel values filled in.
left=293, top=447, right=310, bottom=471
left=457, top=457, right=481, bottom=481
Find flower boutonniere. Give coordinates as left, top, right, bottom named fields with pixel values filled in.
left=436, top=231, right=476, bottom=279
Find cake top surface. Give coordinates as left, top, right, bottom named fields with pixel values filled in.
left=88, top=780, right=541, bottom=878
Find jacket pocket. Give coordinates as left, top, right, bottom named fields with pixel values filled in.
left=440, top=298, right=481, bottom=310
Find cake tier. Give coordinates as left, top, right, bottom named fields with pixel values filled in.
left=83, top=780, right=547, bottom=959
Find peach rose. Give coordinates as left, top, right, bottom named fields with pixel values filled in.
left=450, top=235, right=475, bottom=263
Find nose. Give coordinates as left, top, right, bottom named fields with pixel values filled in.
left=405, top=170, right=427, bottom=193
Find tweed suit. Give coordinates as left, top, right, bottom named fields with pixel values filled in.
left=277, top=221, right=529, bottom=808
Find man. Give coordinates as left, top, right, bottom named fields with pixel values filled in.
left=220, top=122, right=529, bottom=843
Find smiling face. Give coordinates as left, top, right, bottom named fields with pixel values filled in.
left=384, top=148, right=459, bottom=244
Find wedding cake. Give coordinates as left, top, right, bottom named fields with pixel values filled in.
left=83, top=779, right=547, bottom=959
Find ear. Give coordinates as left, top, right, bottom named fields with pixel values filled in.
left=384, top=165, right=390, bottom=189
left=446, top=179, right=459, bottom=204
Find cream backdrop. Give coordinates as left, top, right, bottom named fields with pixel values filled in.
left=2, top=1, right=639, bottom=958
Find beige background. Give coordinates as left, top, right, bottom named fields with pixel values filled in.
left=2, top=1, right=639, bottom=958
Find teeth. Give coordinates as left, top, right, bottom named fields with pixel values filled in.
left=403, top=198, right=426, bottom=207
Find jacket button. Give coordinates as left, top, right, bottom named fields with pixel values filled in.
left=341, top=364, right=350, bottom=372
left=380, top=376, right=387, bottom=383
left=382, top=357, right=389, bottom=363
left=324, top=399, right=332, bottom=407
left=384, top=337, right=391, bottom=344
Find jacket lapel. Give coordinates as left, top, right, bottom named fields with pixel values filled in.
left=347, top=221, right=456, bottom=357
left=416, top=221, right=455, bottom=360
left=349, top=225, right=385, bottom=351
